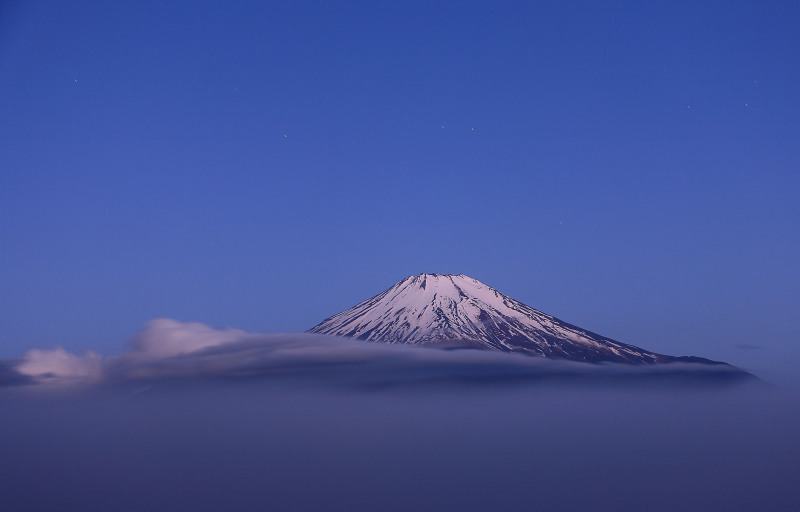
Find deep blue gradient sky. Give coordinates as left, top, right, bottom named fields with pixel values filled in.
left=1, top=1, right=798, bottom=382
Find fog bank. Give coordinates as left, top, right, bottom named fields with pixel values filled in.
left=1, top=319, right=792, bottom=512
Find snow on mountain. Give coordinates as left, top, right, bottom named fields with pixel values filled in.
left=309, top=273, right=702, bottom=364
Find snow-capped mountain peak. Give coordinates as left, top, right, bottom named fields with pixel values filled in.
left=309, top=273, right=679, bottom=364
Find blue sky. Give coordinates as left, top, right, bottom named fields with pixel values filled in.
left=1, top=0, right=798, bottom=382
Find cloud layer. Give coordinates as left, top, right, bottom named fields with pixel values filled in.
left=6, top=319, right=755, bottom=389
left=0, top=321, right=789, bottom=512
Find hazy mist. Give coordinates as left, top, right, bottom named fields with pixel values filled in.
left=1, top=320, right=797, bottom=512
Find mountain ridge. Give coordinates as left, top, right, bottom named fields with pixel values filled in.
left=308, top=273, right=726, bottom=365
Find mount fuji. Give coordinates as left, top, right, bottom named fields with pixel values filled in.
left=309, top=273, right=726, bottom=365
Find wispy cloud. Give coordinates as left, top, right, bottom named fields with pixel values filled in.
left=736, top=343, right=766, bottom=350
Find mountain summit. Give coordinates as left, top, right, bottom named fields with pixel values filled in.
left=309, top=273, right=717, bottom=364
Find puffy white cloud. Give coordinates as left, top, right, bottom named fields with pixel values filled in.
left=17, top=347, right=103, bottom=383
left=13, top=318, right=245, bottom=385
left=129, top=318, right=247, bottom=358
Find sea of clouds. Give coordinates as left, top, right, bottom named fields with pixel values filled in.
left=1, top=319, right=797, bottom=512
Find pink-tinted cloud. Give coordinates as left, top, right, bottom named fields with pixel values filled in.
left=129, top=318, right=247, bottom=357
left=17, top=347, right=103, bottom=384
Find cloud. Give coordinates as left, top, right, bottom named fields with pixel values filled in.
left=736, top=343, right=766, bottom=350
left=16, top=347, right=103, bottom=384
left=0, top=359, right=33, bottom=387
left=128, top=318, right=247, bottom=357
left=6, top=319, right=756, bottom=389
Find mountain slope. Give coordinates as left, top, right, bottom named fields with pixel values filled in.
left=309, top=273, right=712, bottom=364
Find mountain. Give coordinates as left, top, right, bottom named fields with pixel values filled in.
left=309, top=273, right=723, bottom=365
